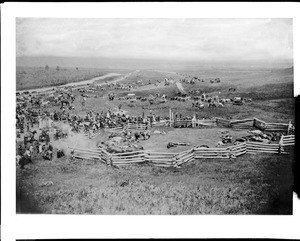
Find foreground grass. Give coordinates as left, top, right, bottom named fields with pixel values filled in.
left=17, top=149, right=293, bottom=214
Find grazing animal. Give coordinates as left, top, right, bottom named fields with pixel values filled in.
left=57, top=150, right=65, bottom=158
left=18, top=155, right=32, bottom=169
left=61, top=99, right=70, bottom=107
left=208, top=102, right=217, bottom=108
left=140, top=130, right=151, bottom=140
left=216, top=141, right=225, bottom=147
left=149, top=99, right=154, bottom=104
left=108, top=93, right=115, bottom=101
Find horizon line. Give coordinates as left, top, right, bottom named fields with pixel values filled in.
left=17, top=55, right=293, bottom=63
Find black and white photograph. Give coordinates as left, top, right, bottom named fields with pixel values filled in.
left=2, top=2, right=300, bottom=241
left=15, top=17, right=295, bottom=215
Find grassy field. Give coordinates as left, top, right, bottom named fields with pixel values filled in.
left=16, top=67, right=295, bottom=214
left=17, top=149, right=293, bottom=214
left=78, top=93, right=294, bottom=123
left=16, top=66, right=131, bottom=90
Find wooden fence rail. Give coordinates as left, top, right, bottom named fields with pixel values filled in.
left=152, top=121, right=169, bottom=127
left=230, top=119, right=254, bottom=129
left=282, top=135, right=295, bottom=146
left=68, top=134, right=294, bottom=168
left=99, top=116, right=293, bottom=135
left=246, top=142, right=282, bottom=154
left=126, top=123, right=149, bottom=130
left=195, top=119, right=217, bottom=127
left=215, top=118, right=231, bottom=128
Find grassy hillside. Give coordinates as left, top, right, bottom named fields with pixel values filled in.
left=17, top=150, right=293, bottom=214
left=16, top=66, right=294, bottom=215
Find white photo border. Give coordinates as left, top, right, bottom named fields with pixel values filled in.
left=1, top=2, right=300, bottom=240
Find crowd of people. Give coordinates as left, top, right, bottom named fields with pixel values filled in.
left=16, top=87, right=172, bottom=168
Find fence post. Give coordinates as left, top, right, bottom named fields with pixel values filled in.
left=228, top=147, right=236, bottom=160
left=170, top=110, right=174, bottom=127
left=70, top=148, right=75, bottom=161
left=172, top=155, right=181, bottom=168
left=287, top=121, right=291, bottom=135
left=229, top=120, right=233, bottom=128
left=278, top=135, right=284, bottom=155
left=108, top=154, right=113, bottom=167
left=215, top=118, right=219, bottom=127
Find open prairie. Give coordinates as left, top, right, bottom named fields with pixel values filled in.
left=16, top=66, right=131, bottom=90
left=16, top=65, right=294, bottom=214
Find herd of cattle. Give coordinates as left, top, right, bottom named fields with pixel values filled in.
left=114, top=91, right=252, bottom=108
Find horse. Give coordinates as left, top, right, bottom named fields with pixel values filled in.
left=149, top=99, right=154, bottom=105
left=109, top=133, right=119, bottom=139
left=208, top=102, right=217, bottom=108
left=61, top=99, right=70, bottom=107
left=134, top=131, right=141, bottom=141
left=108, top=93, right=115, bottom=101
left=42, top=150, right=53, bottom=161
left=18, top=155, right=32, bottom=169
left=140, top=130, right=151, bottom=140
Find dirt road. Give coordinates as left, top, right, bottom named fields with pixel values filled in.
left=17, top=71, right=138, bottom=94
left=94, top=70, right=139, bottom=87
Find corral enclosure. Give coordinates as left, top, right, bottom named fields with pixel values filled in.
left=16, top=61, right=294, bottom=214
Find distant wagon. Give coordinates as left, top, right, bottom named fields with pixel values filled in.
left=127, top=93, right=136, bottom=100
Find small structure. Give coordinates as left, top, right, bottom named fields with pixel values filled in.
left=127, top=93, right=136, bottom=100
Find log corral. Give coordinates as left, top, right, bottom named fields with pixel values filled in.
left=69, top=114, right=294, bottom=168
left=69, top=134, right=294, bottom=167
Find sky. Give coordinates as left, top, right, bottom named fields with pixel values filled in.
left=16, top=18, right=293, bottom=62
